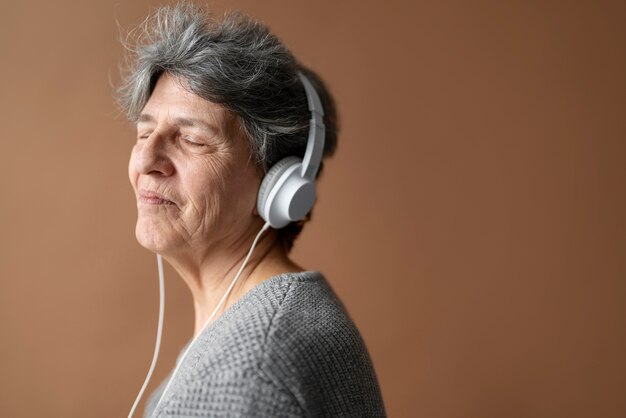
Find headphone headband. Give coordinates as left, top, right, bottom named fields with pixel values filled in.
left=297, top=72, right=325, bottom=181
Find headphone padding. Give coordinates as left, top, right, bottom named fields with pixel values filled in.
left=257, top=156, right=302, bottom=221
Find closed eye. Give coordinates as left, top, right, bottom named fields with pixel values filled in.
left=181, top=136, right=206, bottom=146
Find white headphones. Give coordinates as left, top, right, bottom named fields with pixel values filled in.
left=256, top=72, right=325, bottom=229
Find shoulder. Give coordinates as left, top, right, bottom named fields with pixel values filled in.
left=266, top=271, right=364, bottom=354
left=266, top=270, right=368, bottom=349
left=259, top=271, right=386, bottom=417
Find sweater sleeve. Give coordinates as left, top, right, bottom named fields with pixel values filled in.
left=259, top=280, right=387, bottom=418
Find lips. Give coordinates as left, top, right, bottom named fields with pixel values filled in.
left=138, top=188, right=176, bottom=206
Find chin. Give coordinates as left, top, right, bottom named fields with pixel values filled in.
left=135, top=220, right=181, bottom=254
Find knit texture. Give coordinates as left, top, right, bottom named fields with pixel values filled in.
left=143, top=271, right=386, bottom=417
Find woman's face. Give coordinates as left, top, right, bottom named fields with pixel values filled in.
left=128, top=73, right=262, bottom=255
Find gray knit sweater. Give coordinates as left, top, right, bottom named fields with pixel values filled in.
left=143, top=271, right=385, bottom=417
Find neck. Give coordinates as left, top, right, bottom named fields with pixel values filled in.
left=161, top=223, right=304, bottom=339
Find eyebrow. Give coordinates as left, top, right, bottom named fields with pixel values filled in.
left=137, top=113, right=219, bottom=134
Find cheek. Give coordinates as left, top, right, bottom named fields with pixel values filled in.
left=182, top=157, right=230, bottom=221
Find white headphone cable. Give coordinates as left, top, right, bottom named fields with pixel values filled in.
left=128, top=253, right=165, bottom=418
left=128, top=221, right=272, bottom=418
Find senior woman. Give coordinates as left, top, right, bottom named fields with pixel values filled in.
left=117, top=3, right=385, bottom=418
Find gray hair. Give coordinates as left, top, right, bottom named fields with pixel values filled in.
left=115, top=2, right=338, bottom=252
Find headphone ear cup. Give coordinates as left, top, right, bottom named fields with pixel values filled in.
left=257, top=156, right=302, bottom=223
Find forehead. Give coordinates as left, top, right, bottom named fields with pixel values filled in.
left=139, top=73, right=229, bottom=128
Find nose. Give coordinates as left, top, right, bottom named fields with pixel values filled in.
left=132, top=131, right=175, bottom=177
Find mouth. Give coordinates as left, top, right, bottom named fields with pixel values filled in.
left=138, top=189, right=176, bottom=206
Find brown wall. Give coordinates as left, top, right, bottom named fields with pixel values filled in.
left=1, top=1, right=624, bottom=417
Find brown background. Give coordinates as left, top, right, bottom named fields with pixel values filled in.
left=1, top=0, right=624, bottom=417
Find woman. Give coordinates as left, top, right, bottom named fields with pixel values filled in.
left=116, top=3, right=385, bottom=417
